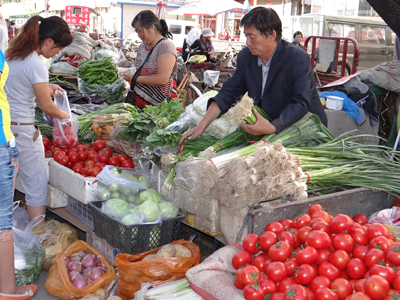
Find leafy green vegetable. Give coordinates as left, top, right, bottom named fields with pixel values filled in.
left=159, top=202, right=179, bottom=219
left=140, top=189, right=162, bottom=204
left=138, top=201, right=160, bottom=222
left=102, top=198, right=132, bottom=220
left=146, top=129, right=182, bottom=148
left=15, top=247, right=45, bottom=286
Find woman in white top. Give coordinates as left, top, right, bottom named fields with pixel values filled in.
left=5, top=15, right=72, bottom=226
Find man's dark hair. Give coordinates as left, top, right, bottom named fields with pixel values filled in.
left=293, top=31, right=303, bottom=39
left=240, top=7, right=282, bottom=42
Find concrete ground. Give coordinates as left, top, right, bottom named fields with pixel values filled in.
left=31, top=271, right=60, bottom=300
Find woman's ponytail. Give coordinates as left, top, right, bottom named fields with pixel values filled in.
left=159, top=19, right=172, bottom=39
left=132, top=10, right=172, bottom=39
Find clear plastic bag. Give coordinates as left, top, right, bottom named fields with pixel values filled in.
left=12, top=201, right=30, bottom=230
left=368, top=207, right=400, bottom=226
left=94, top=48, right=120, bottom=64
left=203, top=70, right=220, bottom=86
left=13, top=216, right=46, bottom=286
left=173, top=159, right=204, bottom=191
left=78, top=77, right=129, bottom=105
left=53, top=91, right=79, bottom=148
left=49, top=62, right=78, bottom=75
left=159, top=201, right=179, bottom=219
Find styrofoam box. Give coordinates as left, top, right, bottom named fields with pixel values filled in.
left=15, top=158, right=52, bottom=193
left=49, top=160, right=97, bottom=204
left=86, top=230, right=120, bottom=265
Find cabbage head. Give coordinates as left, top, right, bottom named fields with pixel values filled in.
left=138, top=201, right=160, bottom=222
left=102, top=198, right=132, bottom=220
left=139, top=189, right=162, bottom=204
left=121, top=213, right=140, bottom=225
left=159, top=202, right=179, bottom=219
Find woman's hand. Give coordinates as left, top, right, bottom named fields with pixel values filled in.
left=179, top=124, right=206, bottom=145
left=121, top=73, right=133, bottom=81
left=49, top=84, right=65, bottom=97
left=240, top=109, right=277, bottom=136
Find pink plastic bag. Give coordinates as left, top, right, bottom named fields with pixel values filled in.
left=52, top=91, right=79, bottom=148
left=368, top=207, right=400, bottom=226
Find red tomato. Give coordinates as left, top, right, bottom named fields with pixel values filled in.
left=87, top=151, right=97, bottom=160
left=53, top=150, right=66, bottom=163
left=42, top=137, right=50, bottom=148
left=311, top=221, right=332, bottom=235
left=350, top=229, right=369, bottom=246
left=316, top=248, right=331, bottom=265
left=260, top=279, right=277, bottom=294
left=262, top=259, right=274, bottom=274
left=232, top=250, right=252, bottom=270
left=86, top=166, right=94, bottom=176
left=267, top=262, right=287, bottom=282
left=349, top=292, right=372, bottom=300
left=383, top=291, right=400, bottom=300
left=121, top=160, right=134, bottom=168
left=312, top=211, right=332, bottom=225
left=346, top=258, right=367, bottom=280
left=309, top=204, right=323, bottom=216
left=90, top=167, right=102, bottom=177
left=306, top=288, right=315, bottom=300
left=269, top=241, right=292, bottom=262
left=54, top=136, right=66, bottom=147
left=95, top=162, right=107, bottom=169
left=76, top=145, right=85, bottom=152
left=98, top=152, right=109, bottom=163
left=314, top=288, right=338, bottom=300
left=271, top=292, right=286, bottom=300
left=310, top=218, right=327, bottom=227
left=279, top=231, right=295, bottom=249
left=353, top=245, right=370, bottom=261
left=108, top=157, right=120, bottom=167
left=92, top=140, right=106, bottom=151
left=241, top=265, right=261, bottom=286
left=234, top=268, right=245, bottom=289
left=331, top=214, right=355, bottom=233
left=364, top=249, right=386, bottom=269
left=329, top=250, right=351, bottom=271
left=355, top=279, right=366, bottom=292
left=45, top=150, right=52, bottom=158
left=64, top=135, right=77, bottom=148
left=367, top=223, right=390, bottom=240
left=353, top=214, right=368, bottom=225
left=286, top=284, right=308, bottom=300
left=296, top=246, right=318, bottom=265
left=84, top=160, right=95, bottom=167
left=68, top=152, right=79, bottom=163
left=72, top=166, right=82, bottom=173
left=66, top=147, right=77, bottom=156
left=318, top=262, right=341, bottom=282
left=387, top=245, right=400, bottom=265
left=243, top=284, right=266, bottom=300
left=293, top=214, right=311, bottom=229
left=259, top=231, right=278, bottom=252
left=298, top=227, right=312, bottom=244
left=265, top=222, right=285, bottom=234
left=78, top=151, right=88, bottom=161
left=243, top=233, right=261, bottom=254
left=369, top=265, right=395, bottom=284
left=278, top=277, right=297, bottom=293
left=364, top=275, right=390, bottom=300
left=100, top=147, right=112, bottom=157
left=294, top=264, right=316, bottom=285
left=117, top=153, right=128, bottom=162
left=253, top=255, right=266, bottom=272
left=392, top=275, right=400, bottom=290
left=280, top=219, right=293, bottom=229
left=308, top=230, right=332, bottom=249
left=369, top=236, right=391, bottom=252
left=331, top=278, right=352, bottom=300
left=59, top=155, right=69, bottom=166
left=311, top=276, right=331, bottom=293
left=284, top=258, right=299, bottom=276
left=332, top=233, right=355, bottom=253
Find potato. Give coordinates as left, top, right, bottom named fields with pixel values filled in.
left=173, top=244, right=192, bottom=257
left=79, top=295, right=102, bottom=300
left=106, top=297, right=123, bottom=300
left=156, top=244, right=176, bottom=258
left=142, top=254, right=157, bottom=261
left=96, top=288, right=108, bottom=300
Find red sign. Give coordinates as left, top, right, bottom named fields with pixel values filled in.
left=65, top=6, right=90, bottom=26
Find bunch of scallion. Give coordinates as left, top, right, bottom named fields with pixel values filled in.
left=144, top=279, right=204, bottom=300
left=231, top=94, right=270, bottom=125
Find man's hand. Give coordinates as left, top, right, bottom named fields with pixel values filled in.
left=49, top=84, right=65, bottom=97
left=179, top=124, right=206, bottom=145
left=209, top=50, right=215, bottom=59
left=240, top=109, right=277, bottom=136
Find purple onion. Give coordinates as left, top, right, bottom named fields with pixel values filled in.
left=68, top=270, right=80, bottom=282
left=89, top=267, right=107, bottom=283
left=68, top=261, right=84, bottom=272
left=64, top=257, right=71, bottom=267
left=81, top=254, right=99, bottom=268
left=72, top=274, right=88, bottom=289
left=71, top=250, right=87, bottom=262
left=82, top=267, right=93, bottom=278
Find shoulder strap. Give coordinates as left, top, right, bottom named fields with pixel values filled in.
left=130, top=38, right=166, bottom=91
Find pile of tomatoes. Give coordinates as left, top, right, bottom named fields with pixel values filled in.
left=42, top=138, right=134, bottom=177
left=234, top=204, right=400, bottom=300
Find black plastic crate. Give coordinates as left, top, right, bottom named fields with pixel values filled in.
left=89, top=200, right=184, bottom=254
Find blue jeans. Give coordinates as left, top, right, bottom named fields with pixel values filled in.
left=0, top=141, right=18, bottom=231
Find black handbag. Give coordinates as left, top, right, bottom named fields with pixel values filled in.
left=124, top=38, right=165, bottom=105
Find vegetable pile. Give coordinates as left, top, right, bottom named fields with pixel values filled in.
left=78, top=57, right=118, bottom=86
left=142, top=244, right=192, bottom=260
left=233, top=204, right=400, bottom=300
left=64, top=250, right=108, bottom=289
left=142, top=279, right=202, bottom=300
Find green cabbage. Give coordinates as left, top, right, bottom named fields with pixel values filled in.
left=139, top=189, right=162, bottom=204
left=138, top=201, right=160, bottom=222
left=102, top=198, right=132, bottom=220
left=121, top=213, right=140, bottom=225
left=159, top=202, right=179, bottom=219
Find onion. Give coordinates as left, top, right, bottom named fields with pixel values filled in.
left=71, top=250, right=86, bottom=262
left=64, top=257, right=71, bottom=267
left=81, top=254, right=99, bottom=268
left=68, top=270, right=80, bottom=282
left=72, top=274, right=88, bottom=289
left=98, top=262, right=107, bottom=269
left=82, top=267, right=93, bottom=278
left=89, top=267, right=107, bottom=282
left=68, top=261, right=84, bottom=272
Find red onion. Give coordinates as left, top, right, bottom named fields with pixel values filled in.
left=68, top=261, right=84, bottom=272
left=98, top=262, right=107, bottom=269
left=89, top=267, right=107, bottom=282
left=64, top=257, right=71, bottom=267
left=68, top=270, right=80, bottom=282
left=71, top=250, right=86, bottom=262
left=81, top=254, right=99, bottom=268
left=82, top=267, right=93, bottom=278
left=72, top=274, right=88, bottom=289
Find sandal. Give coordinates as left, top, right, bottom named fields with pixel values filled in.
left=0, top=285, right=37, bottom=300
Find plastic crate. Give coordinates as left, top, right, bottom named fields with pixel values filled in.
left=66, top=196, right=93, bottom=228
left=89, top=200, right=185, bottom=254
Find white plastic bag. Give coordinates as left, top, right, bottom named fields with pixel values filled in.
left=369, top=207, right=400, bottom=226
left=203, top=70, right=220, bottom=86
left=52, top=91, right=79, bottom=147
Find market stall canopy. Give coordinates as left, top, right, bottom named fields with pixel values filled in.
left=2, top=3, right=38, bottom=19
left=168, top=0, right=248, bottom=16
left=367, top=0, right=400, bottom=37
left=48, top=0, right=111, bottom=11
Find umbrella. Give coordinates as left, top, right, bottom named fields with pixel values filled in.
left=169, top=0, right=248, bottom=16
left=366, top=0, right=400, bottom=37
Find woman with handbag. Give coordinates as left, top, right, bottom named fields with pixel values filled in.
left=121, top=10, right=177, bottom=108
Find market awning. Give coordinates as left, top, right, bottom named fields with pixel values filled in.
left=3, top=3, right=37, bottom=19
left=367, top=0, right=400, bottom=37
left=168, top=0, right=248, bottom=16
